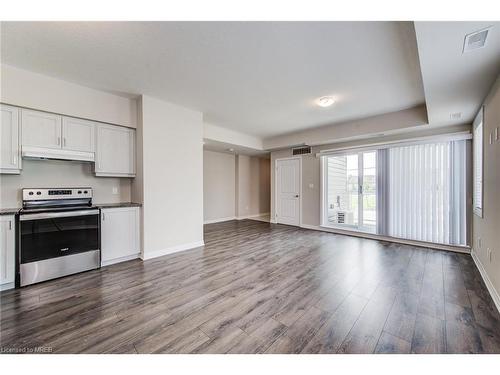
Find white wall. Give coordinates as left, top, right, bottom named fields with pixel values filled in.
left=204, top=122, right=263, bottom=150
left=203, top=149, right=270, bottom=223
left=0, top=65, right=137, bottom=208
left=264, top=105, right=428, bottom=150
left=203, top=150, right=236, bottom=222
left=270, top=123, right=472, bottom=226
left=472, top=76, right=500, bottom=310
left=236, top=155, right=270, bottom=218
left=0, top=159, right=131, bottom=208
left=1, top=64, right=137, bottom=128
left=134, top=95, right=204, bottom=260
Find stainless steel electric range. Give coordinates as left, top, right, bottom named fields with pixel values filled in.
left=17, top=188, right=100, bottom=287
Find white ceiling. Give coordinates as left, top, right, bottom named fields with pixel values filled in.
left=415, top=22, right=500, bottom=127
left=0, top=21, right=425, bottom=138
left=203, top=139, right=270, bottom=158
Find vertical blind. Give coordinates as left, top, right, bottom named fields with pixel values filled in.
left=473, top=109, right=483, bottom=217
left=322, top=138, right=469, bottom=246
left=387, top=141, right=466, bottom=245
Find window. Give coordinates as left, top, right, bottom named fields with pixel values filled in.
left=323, top=151, right=376, bottom=233
left=473, top=108, right=483, bottom=217
left=321, top=139, right=468, bottom=246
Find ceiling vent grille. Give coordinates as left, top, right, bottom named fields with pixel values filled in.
left=292, top=146, right=312, bottom=155
left=463, top=27, right=491, bottom=53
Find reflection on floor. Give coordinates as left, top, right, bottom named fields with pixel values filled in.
left=1, top=220, right=499, bottom=353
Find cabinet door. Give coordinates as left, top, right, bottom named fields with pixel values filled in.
left=101, top=208, right=140, bottom=264
left=0, top=216, right=16, bottom=287
left=0, top=104, right=21, bottom=172
left=95, top=124, right=135, bottom=177
left=62, top=117, right=95, bottom=153
left=21, top=109, right=62, bottom=149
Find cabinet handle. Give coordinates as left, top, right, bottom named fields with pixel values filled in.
left=9, top=220, right=12, bottom=230
left=63, top=137, right=66, bottom=147
left=57, top=137, right=61, bottom=146
left=102, top=213, right=105, bottom=221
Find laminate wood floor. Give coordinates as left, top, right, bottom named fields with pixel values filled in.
left=1, top=220, right=500, bottom=354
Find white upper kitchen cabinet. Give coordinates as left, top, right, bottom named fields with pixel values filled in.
left=95, top=123, right=136, bottom=177
left=21, top=109, right=95, bottom=162
left=100, top=207, right=140, bottom=266
left=62, top=117, right=96, bottom=153
left=0, top=104, right=21, bottom=174
left=0, top=215, right=16, bottom=290
left=21, top=109, right=62, bottom=149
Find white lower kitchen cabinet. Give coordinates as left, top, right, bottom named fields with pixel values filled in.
left=100, top=207, right=140, bottom=266
left=0, top=215, right=16, bottom=291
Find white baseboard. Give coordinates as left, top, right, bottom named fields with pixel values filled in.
left=204, top=214, right=270, bottom=224
left=236, top=212, right=270, bottom=220
left=471, top=250, right=500, bottom=314
left=101, top=253, right=140, bottom=267
left=0, top=282, right=15, bottom=291
left=299, top=223, right=471, bottom=254
left=141, top=240, right=205, bottom=260
left=204, top=216, right=236, bottom=224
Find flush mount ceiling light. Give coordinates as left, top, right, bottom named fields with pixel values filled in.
left=316, top=96, right=335, bottom=108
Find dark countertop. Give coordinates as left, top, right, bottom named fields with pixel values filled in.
left=0, top=202, right=141, bottom=215
left=0, top=208, right=20, bottom=215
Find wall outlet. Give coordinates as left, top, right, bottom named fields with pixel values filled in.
left=112, top=187, right=119, bottom=195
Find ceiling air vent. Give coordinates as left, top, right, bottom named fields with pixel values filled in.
left=292, top=146, right=312, bottom=155
left=463, top=27, right=491, bottom=53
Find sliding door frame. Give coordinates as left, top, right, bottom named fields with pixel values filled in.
left=321, top=150, right=376, bottom=233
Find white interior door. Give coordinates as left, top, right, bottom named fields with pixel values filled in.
left=276, top=158, right=300, bottom=226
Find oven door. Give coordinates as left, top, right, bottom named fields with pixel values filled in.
left=20, top=209, right=100, bottom=263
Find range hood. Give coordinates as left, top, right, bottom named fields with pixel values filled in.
left=22, top=146, right=95, bottom=163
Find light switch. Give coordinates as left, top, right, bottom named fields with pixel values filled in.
left=112, top=187, right=119, bottom=195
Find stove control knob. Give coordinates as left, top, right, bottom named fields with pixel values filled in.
left=28, top=191, right=34, bottom=195
left=83, top=190, right=88, bottom=194
left=36, top=191, right=41, bottom=195
left=78, top=191, right=82, bottom=194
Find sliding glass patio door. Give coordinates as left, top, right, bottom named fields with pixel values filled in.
left=321, top=139, right=469, bottom=246
left=324, top=151, right=376, bottom=233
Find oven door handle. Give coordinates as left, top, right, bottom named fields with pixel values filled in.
left=19, top=209, right=100, bottom=221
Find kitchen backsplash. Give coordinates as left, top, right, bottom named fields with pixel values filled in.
left=0, top=159, right=132, bottom=208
